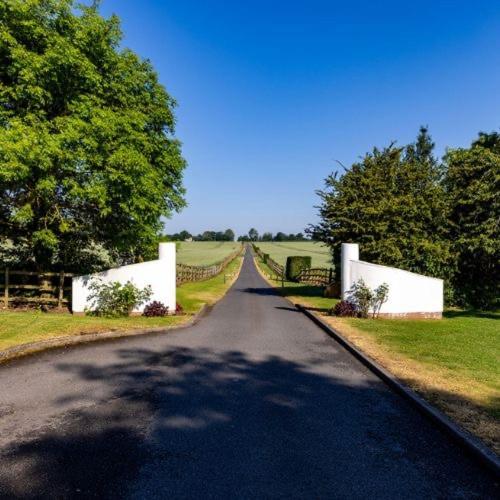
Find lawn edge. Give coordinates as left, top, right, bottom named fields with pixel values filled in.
left=296, top=304, right=500, bottom=478
left=0, top=304, right=210, bottom=366
left=0, top=254, right=245, bottom=366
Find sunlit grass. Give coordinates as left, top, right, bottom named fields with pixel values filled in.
left=177, top=241, right=242, bottom=266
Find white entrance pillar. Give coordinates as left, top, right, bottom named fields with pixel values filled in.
left=159, top=242, right=176, bottom=313
left=341, top=243, right=359, bottom=299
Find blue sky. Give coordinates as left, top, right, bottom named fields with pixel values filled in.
left=100, top=1, right=500, bottom=237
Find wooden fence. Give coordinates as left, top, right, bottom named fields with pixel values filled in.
left=252, top=244, right=334, bottom=286
left=295, top=267, right=333, bottom=286
left=176, top=245, right=243, bottom=285
left=252, top=244, right=285, bottom=279
left=0, top=269, right=74, bottom=309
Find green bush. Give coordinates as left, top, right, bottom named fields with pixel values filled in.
left=86, top=279, right=152, bottom=317
left=262, top=253, right=269, bottom=263
left=346, top=278, right=389, bottom=319
left=285, top=256, right=312, bottom=281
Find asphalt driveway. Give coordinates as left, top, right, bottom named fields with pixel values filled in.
left=0, top=249, right=497, bottom=498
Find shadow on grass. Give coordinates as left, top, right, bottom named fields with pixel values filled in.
left=444, top=309, right=500, bottom=320
left=0, top=344, right=497, bottom=497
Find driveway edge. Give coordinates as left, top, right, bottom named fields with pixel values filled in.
left=296, top=304, right=500, bottom=479
left=0, top=304, right=210, bottom=365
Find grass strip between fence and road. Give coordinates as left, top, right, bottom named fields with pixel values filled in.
left=253, top=251, right=500, bottom=457
left=0, top=254, right=244, bottom=359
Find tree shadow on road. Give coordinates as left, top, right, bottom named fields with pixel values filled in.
left=0, top=346, right=497, bottom=498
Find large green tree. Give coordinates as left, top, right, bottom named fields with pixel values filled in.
left=445, top=132, right=500, bottom=309
left=310, top=128, right=451, bottom=283
left=0, top=0, right=186, bottom=271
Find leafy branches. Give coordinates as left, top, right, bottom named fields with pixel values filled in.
left=0, top=0, right=186, bottom=272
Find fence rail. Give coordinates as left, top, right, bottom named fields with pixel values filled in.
left=176, top=245, right=243, bottom=285
left=252, top=244, right=285, bottom=279
left=252, top=244, right=334, bottom=286
left=0, top=269, right=74, bottom=309
left=295, top=267, right=333, bottom=286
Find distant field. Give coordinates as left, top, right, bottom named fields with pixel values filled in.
left=256, top=242, right=333, bottom=268
left=177, top=241, right=242, bottom=266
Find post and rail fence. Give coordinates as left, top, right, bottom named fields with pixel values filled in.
left=252, top=243, right=334, bottom=287
left=0, top=269, right=74, bottom=310
left=176, top=245, right=244, bottom=285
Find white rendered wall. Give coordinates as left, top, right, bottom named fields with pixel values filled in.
left=72, top=242, right=176, bottom=314
left=341, top=243, right=443, bottom=316
left=341, top=243, right=359, bottom=298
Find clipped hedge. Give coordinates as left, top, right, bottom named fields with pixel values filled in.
left=285, top=256, right=311, bottom=281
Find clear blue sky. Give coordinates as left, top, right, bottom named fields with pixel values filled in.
left=100, top=0, right=500, bottom=237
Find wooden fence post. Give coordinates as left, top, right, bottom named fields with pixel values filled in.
left=58, top=271, right=65, bottom=309
left=4, top=268, right=9, bottom=309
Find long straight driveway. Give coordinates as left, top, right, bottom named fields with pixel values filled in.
left=0, top=249, right=497, bottom=498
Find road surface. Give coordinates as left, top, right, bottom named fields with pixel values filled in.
left=0, top=249, right=497, bottom=498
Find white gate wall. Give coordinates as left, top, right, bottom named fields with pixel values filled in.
left=341, top=243, right=443, bottom=318
left=72, top=242, right=176, bottom=314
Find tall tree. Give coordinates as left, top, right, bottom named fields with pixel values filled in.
left=223, top=229, right=235, bottom=241
left=248, top=228, right=259, bottom=241
left=309, top=128, right=451, bottom=283
left=445, top=132, right=500, bottom=308
left=0, top=0, right=186, bottom=271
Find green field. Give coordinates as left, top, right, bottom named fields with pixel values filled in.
left=176, top=241, right=242, bottom=266
left=256, top=242, right=333, bottom=268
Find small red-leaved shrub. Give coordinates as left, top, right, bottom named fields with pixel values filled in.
left=175, top=302, right=184, bottom=315
left=330, top=300, right=357, bottom=317
left=143, top=301, right=169, bottom=317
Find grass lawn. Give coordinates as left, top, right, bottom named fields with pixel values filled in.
left=0, top=256, right=243, bottom=353
left=177, top=255, right=242, bottom=313
left=327, top=311, right=500, bottom=453
left=0, top=313, right=186, bottom=351
left=177, top=241, right=242, bottom=266
left=255, top=241, right=333, bottom=268
left=255, top=256, right=337, bottom=311
left=255, top=251, right=500, bottom=453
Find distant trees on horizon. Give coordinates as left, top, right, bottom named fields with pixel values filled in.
left=164, top=228, right=311, bottom=243
left=237, top=229, right=310, bottom=242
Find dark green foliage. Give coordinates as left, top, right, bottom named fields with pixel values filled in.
left=286, top=256, right=311, bottom=281
left=0, top=0, right=186, bottom=272
left=445, top=133, right=500, bottom=309
left=310, top=127, right=499, bottom=309
left=310, top=128, right=450, bottom=283
left=262, top=253, right=269, bottom=263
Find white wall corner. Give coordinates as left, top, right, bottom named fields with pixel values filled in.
left=341, top=243, right=359, bottom=299
left=72, top=242, right=177, bottom=314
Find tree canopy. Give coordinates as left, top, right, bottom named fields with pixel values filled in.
left=0, top=0, right=186, bottom=271
left=310, top=128, right=450, bottom=279
left=310, top=127, right=499, bottom=309
left=445, top=132, right=499, bottom=308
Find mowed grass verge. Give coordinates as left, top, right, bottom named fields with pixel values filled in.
left=255, top=241, right=333, bottom=268
left=254, top=253, right=500, bottom=453
left=0, top=256, right=243, bottom=353
left=254, top=256, right=337, bottom=311
left=177, top=241, right=242, bottom=266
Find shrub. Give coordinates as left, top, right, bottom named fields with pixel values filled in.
left=285, top=256, right=312, bottom=281
left=175, top=302, right=184, bottom=315
left=346, top=278, right=389, bottom=318
left=86, top=279, right=152, bottom=317
left=330, top=300, right=357, bottom=317
left=262, top=253, right=269, bottom=263
left=143, top=301, right=169, bottom=317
